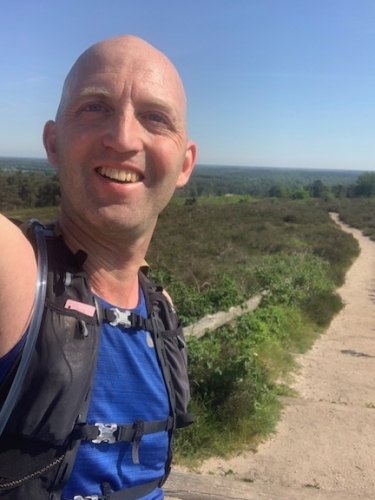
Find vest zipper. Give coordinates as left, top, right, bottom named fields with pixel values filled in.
left=0, top=455, right=64, bottom=489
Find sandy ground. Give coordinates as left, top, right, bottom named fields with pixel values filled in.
left=188, top=214, right=375, bottom=498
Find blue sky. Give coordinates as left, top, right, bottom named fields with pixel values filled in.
left=1, top=0, right=374, bottom=170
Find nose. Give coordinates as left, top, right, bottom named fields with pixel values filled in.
left=102, top=109, right=143, bottom=153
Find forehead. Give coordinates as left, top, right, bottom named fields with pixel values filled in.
left=64, top=44, right=186, bottom=114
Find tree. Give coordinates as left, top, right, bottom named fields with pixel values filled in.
left=331, top=184, right=347, bottom=199
left=308, top=180, right=325, bottom=198
left=291, top=188, right=309, bottom=200
left=36, top=173, right=60, bottom=206
left=354, top=172, right=375, bottom=197
left=268, top=184, right=289, bottom=198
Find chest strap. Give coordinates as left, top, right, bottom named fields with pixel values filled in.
left=102, top=308, right=153, bottom=330
left=71, top=418, right=173, bottom=464
left=72, top=477, right=160, bottom=500
left=101, top=307, right=184, bottom=339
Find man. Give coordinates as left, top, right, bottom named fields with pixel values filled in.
left=0, top=35, right=197, bottom=500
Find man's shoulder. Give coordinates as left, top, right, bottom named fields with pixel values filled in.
left=0, top=215, right=37, bottom=357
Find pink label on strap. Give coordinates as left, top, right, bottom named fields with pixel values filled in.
left=65, top=299, right=96, bottom=317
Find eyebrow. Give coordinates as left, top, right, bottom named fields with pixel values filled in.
left=143, top=98, right=177, bottom=117
left=76, top=86, right=112, bottom=99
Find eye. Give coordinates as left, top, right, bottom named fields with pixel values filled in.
left=82, top=103, right=108, bottom=112
left=141, top=112, right=173, bottom=133
left=144, top=112, right=166, bottom=123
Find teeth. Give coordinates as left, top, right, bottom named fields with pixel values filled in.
left=109, top=168, right=118, bottom=180
left=118, top=170, right=126, bottom=182
left=98, top=167, right=140, bottom=183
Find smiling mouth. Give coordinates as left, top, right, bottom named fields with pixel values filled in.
left=97, top=166, right=141, bottom=183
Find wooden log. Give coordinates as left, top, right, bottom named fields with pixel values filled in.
left=184, top=295, right=263, bottom=339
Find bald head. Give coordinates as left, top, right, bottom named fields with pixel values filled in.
left=56, top=35, right=187, bottom=124
left=43, top=34, right=197, bottom=241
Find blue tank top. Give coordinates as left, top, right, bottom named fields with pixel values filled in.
left=0, top=291, right=169, bottom=500
left=62, top=291, right=169, bottom=499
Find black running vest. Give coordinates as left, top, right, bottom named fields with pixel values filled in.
left=0, top=223, right=193, bottom=499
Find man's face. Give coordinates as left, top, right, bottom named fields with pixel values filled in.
left=44, top=38, right=196, bottom=238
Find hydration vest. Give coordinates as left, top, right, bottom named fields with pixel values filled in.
left=0, top=221, right=193, bottom=500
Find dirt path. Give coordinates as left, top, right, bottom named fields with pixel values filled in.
left=166, top=214, right=375, bottom=499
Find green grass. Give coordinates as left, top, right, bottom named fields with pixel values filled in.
left=149, top=198, right=358, bottom=297
left=5, top=206, right=60, bottom=224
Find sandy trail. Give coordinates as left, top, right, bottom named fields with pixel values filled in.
left=191, top=214, right=375, bottom=498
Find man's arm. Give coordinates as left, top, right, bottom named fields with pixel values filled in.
left=0, top=215, right=37, bottom=358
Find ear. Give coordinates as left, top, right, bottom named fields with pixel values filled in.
left=43, top=120, right=58, bottom=168
left=176, top=141, right=197, bottom=188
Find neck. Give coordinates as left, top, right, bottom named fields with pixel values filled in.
left=57, top=214, right=154, bottom=309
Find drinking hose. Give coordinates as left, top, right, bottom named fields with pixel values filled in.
left=0, top=220, right=48, bottom=436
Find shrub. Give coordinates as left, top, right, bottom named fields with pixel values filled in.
left=302, top=291, right=343, bottom=327
left=255, top=252, right=333, bottom=306
left=175, top=321, right=282, bottom=459
left=149, top=269, right=246, bottom=324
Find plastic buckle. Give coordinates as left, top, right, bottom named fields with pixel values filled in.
left=92, top=423, right=117, bottom=444
left=73, top=496, right=99, bottom=500
left=109, top=308, right=131, bottom=328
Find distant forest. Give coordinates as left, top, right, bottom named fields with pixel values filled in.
left=180, top=165, right=366, bottom=200
left=1, top=156, right=375, bottom=210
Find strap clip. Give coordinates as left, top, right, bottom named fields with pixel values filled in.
left=73, top=496, right=99, bottom=500
left=92, top=423, right=117, bottom=444
left=109, top=308, right=131, bottom=327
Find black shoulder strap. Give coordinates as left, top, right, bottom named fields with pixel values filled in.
left=139, top=272, right=194, bottom=427
left=1, top=219, right=101, bottom=496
